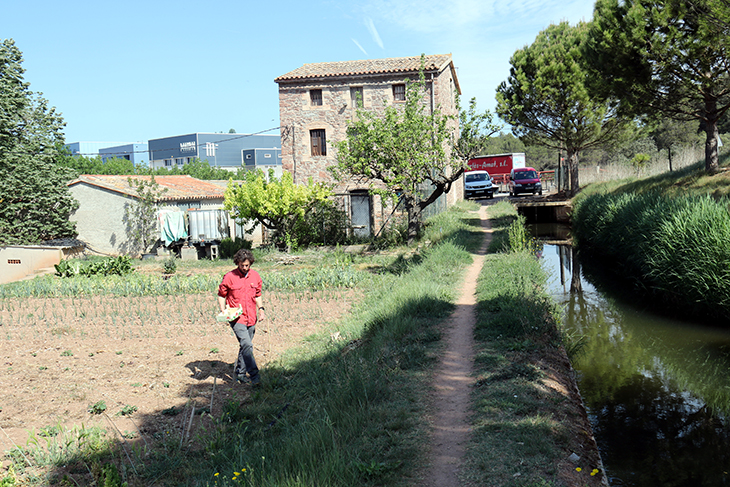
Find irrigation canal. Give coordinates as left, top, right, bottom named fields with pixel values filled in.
left=533, top=225, right=730, bottom=487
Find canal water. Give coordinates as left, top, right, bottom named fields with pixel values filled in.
left=535, top=232, right=730, bottom=486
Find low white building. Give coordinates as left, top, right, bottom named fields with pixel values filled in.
left=68, top=175, right=235, bottom=255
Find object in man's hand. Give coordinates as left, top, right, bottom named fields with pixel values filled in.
left=216, top=306, right=243, bottom=322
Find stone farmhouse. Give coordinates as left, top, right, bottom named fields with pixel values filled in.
left=275, top=54, right=462, bottom=237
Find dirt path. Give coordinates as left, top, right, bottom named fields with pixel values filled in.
left=421, top=204, right=491, bottom=487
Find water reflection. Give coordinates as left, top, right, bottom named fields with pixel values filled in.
left=540, top=243, right=730, bottom=487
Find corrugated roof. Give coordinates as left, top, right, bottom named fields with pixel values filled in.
left=275, top=54, right=454, bottom=82
left=68, top=175, right=226, bottom=201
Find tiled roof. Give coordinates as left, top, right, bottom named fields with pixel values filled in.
left=275, top=54, right=454, bottom=82
left=69, top=175, right=226, bottom=201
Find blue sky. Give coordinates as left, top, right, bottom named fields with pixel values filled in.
left=2, top=0, right=595, bottom=144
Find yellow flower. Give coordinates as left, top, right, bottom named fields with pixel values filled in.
left=214, top=473, right=219, bottom=477
left=576, top=467, right=582, bottom=472
left=234, top=472, right=241, bottom=476
left=591, top=469, right=599, bottom=476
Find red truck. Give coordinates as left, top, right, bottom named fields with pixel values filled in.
left=467, top=153, right=526, bottom=192
left=468, top=153, right=526, bottom=176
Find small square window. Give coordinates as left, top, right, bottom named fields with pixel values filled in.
left=350, top=87, right=364, bottom=108
left=310, top=89, right=323, bottom=106
left=310, top=129, right=327, bottom=156
left=393, top=84, right=406, bottom=101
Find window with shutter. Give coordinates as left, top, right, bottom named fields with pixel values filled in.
left=393, top=84, right=406, bottom=101
left=310, top=129, right=326, bottom=156
left=310, top=89, right=323, bottom=106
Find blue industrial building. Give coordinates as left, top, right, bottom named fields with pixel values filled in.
left=148, top=133, right=281, bottom=173
left=99, top=143, right=150, bottom=166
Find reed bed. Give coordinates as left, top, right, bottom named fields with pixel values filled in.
left=573, top=188, right=730, bottom=322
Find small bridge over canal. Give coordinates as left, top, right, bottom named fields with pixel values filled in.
left=514, top=198, right=572, bottom=224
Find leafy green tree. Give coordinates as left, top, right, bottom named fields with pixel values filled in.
left=0, top=39, right=78, bottom=244
left=102, top=156, right=139, bottom=175
left=588, top=0, right=730, bottom=173
left=57, top=150, right=105, bottom=175
left=224, top=169, right=333, bottom=250
left=453, top=97, right=502, bottom=163
left=334, top=70, right=461, bottom=244
left=150, top=158, right=245, bottom=180
left=496, top=22, right=631, bottom=195
left=480, top=133, right=526, bottom=156
left=123, top=176, right=167, bottom=255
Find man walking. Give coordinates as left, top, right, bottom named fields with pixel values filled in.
left=218, top=248, right=265, bottom=386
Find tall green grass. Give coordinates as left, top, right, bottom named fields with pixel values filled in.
left=421, top=199, right=484, bottom=252
left=465, top=251, right=583, bottom=485
left=573, top=189, right=730, bottom=322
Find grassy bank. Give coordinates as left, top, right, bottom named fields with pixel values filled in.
left=1, top=202, right=483, bottom=487
left=461, top=202, right=604, bottom=487
left=572, top=155, right=730, bottom=323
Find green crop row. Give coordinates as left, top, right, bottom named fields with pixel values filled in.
left=0, top=264, right=368, bottom=299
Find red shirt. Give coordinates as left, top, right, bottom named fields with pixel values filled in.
left=218, top=268, right=262, bottom=326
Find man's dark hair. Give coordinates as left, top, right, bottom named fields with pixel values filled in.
left=233, top=248, right=255, bottom=265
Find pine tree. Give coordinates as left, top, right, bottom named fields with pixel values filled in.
left=0, top=39, right=78, bottom=244
left=588, top=0, right=730, bottom=173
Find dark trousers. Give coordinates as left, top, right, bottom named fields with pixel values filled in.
left=231, top=322, right=259, bottom=382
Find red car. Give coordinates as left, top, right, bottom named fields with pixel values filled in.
left=508, top=167, right=543, bottom=196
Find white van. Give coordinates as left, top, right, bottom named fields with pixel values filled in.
left=464, top=170, right=498, bottom=199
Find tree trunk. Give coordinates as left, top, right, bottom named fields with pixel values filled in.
left=668, top=146, right=673, bottom=172
left=404, top=196, right=421, bottom=245
left=566, top=149, right=580, bottom=197
left=570, top=246, right=582, bottom=294
left=704, top=103, right=720, bottom=174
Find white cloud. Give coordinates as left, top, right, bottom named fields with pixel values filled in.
left=358, top=0, right=593, bottom=34
left=365, top=17, right=384, bottom=49
left=352, top=38, right=368, bottom=55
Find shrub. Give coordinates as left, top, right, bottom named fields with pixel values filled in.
left=219, top=237, right=252, bottom=259
left=369, top=219, right=408, bottom=249
left=55, top=256, right=133, bottom=278
left=507, top=215, right=538, bottom=253
left=162, top=257, right=177, bottom=274
left=272, top=198, right=351, bottom=249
